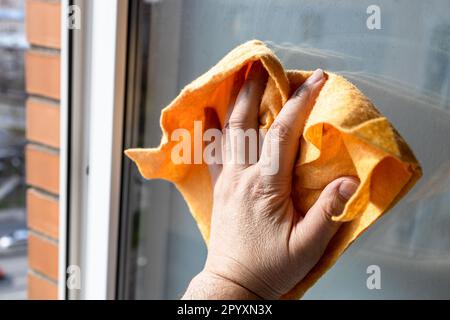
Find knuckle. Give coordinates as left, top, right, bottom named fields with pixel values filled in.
left=228, top=113, right=248, bottom=129
left=318, top=193, right=342, bottom=218
left=224, top=167, right=261, bottom=195
left=318, top=197, right=334, bottom=219
left=251, top=168, right=287, bottom=199
left=231, top=178, right=254, bottom=201
left=268, top=120, right=293, bottom=144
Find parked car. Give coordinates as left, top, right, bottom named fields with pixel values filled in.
left=0, top=229, right=28, bottom=252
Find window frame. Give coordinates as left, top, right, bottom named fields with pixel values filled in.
left=59, top=0, right=70, bottom=300
left=66, top=0, right=129, bottom=299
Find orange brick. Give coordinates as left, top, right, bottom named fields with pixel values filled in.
left=25, top=50, right=60, bottom=100
left=28, top=234, right=58, bottom=281
left=28, top=273, right=58, bottom=300
left=26, top=144, right=59, bottom=194
left=26, top=0, right=61, bottom=49
left=27, top=189, right=59, bottom=238
left=26, top=98, right=60, bottom=148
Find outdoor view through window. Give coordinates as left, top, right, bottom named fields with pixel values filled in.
left=0, top=0, right=27, bottom=299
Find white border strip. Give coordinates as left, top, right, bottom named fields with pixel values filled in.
left=58, top=0, right=69, bottom=300
left=83, top=0, right=127, bottom=299
left=83, top=0, right=118, bottom=299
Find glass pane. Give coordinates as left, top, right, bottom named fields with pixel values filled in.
left=0, top=0, right=27, bottom=299
left=120, top=0, right=450, bottom=299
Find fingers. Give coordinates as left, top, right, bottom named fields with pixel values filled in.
left=204, top=107, right=223, bottom=186
left=223, top=61, right=268, bottom=168
left=226, top=61, right=268, bottom=131
left=293, top=177, right=359, bottom=261
left=259, top=69, right=325, bottom=177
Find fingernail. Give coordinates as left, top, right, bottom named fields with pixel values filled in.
left=293, top=69, right=324, bottom=97
left=305, top=68, right=324, bottom=85
left=338, top=178, right=359, bottom=201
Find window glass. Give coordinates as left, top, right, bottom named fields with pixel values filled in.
left=0, top=0, right=27, bottom=299
left=120, top=0, right=450, bottom=299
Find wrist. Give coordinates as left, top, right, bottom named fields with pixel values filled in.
left=182, top=270, right=262, bottom=300
left=204, top=254, right=284, bottom=300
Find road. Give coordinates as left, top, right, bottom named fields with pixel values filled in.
left=0, top=208, right=27, bottom=300
left=0, top=252, right=27, bottom=299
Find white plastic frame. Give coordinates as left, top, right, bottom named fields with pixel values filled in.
left=64, top=0, right=129, bottom=299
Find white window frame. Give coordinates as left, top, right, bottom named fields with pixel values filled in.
left=59, top=0, right=69, bottom=300
left=64, top=0, right=129, bottom=300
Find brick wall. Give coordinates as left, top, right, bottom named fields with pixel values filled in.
left=25, top=0, right=61, bottom=300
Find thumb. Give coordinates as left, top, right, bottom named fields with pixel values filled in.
left=294, top=176, right=359, bottom=260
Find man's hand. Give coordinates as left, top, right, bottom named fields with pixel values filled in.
left=183, top=65, right=359, bottom=300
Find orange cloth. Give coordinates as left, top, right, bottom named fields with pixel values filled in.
left=125, top=40, right=422, bottom=299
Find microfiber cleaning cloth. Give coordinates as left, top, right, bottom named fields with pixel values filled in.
left=125, top=40, right=422, bottom=299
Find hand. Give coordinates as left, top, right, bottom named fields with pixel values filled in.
left=183, top=65, right=359, bottom=300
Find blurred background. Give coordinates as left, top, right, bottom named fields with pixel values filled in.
left=0, top=0, right=28, bottom=300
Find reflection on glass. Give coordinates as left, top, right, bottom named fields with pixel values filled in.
left=120, top=0, right=450, bottom=299
left=0, top=0, right=27, bottom=299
